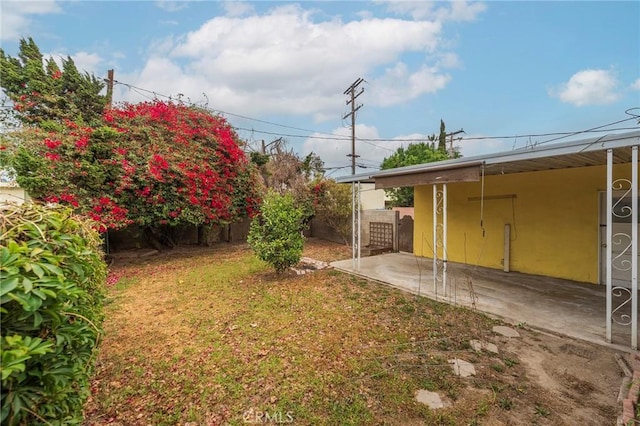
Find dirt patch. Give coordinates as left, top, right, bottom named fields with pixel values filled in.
left=303, top=239, right=626, bottom=425
left=302, top=239, right=626, bottom=424
left=492, top=327, right=624, bottom=425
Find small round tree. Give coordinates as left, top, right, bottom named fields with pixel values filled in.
left=247, top=191, right=305, bottom=274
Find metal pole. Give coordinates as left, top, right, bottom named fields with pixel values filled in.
left=433, top=185, right=437, bottom=292
left=443, top=183, right=448, bottom=295
left=631, top=146, right=638, bottom=350
left=357, top=181, right=362, bottom=271
left=352, top=182, right=356, bottom=269
left=606, top=149, right=613, bottom=343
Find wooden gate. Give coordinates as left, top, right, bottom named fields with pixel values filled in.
left=398, top=215, right=414, bottom=253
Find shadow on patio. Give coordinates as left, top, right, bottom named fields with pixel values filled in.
left=331, top=253, right=637, bottom=352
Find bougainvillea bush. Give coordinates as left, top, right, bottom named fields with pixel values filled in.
left=5, top=101, right=262, bottom=243
left=0, top=203, right=107, bottom=425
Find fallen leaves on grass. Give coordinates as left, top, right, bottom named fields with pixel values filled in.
left=84, top=239, right=614, bottom=426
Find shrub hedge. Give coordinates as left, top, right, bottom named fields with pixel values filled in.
left=1, top=203, right=107, bottom=425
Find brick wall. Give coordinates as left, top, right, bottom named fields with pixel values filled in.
left=622, top=353, right=640, bottom=425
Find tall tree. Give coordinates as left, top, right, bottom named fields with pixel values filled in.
left=438, top=119, right=447, bottom=153
left=380, top=142, right=450, bottom=206
left=381, top=120, right=464, bottom=207
left=0, top=37, right=106, bottom=127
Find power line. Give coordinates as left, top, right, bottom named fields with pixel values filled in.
left=233, top=126, right=350, bottom=141
left=227, top=125, right=639, bottom=146
left=359, top=139, right=395, bottom=151
left=357, top=157, right=384, bottom=165
left=111, top=78, right=638, bottom=149
left=112, top=80, right=340, bottom=138
left=529, top=117, right=638, bottom=146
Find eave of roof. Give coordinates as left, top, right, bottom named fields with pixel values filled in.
left=336, top=130, right=640, bottom=184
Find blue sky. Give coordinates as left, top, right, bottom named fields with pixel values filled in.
left=1, top=1, right=639, bottom=176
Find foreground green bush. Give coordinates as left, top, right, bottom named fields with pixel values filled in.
left=0, top=203, right=107, bottom=425
left=248, top=191, right=305, bottom=274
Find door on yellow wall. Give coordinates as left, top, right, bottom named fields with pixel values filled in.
left=600, top=192, right=639, bottom=287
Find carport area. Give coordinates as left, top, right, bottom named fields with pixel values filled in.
left=331, top=252, right=637, bottom=352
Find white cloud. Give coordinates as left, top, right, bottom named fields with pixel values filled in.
left=0, top=0, right=62, bottom=41
left=119, top=4, right=458, bottom=121
left=380, top=1, right=486, bottom=22
left=45, top=51, right=103, bottom=76
left=303, top=125, right=423, bottom=174
left=304, top=124, right=377, bottom=170
left=448, top=1, right=488, bottom=22
left=436, top=52, right=461, bottom=69
left=631, top=78, right=640, bottom=90
left=155, top=1, right=188, bottom=12
left=550, top=69, right=621, bottom=106
left=223, top=1, right=255, bottom=17
left=458, top=136, right=517, bottom=158
left=72, top=52, right=104, bottom=76
left=368, top=62, right=451, bottom=106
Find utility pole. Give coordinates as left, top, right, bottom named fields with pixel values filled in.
left=342, top=78, right=365, bottom=175
left=446, top=128, right=465, bottom=157
left=106, top=69, right=114, bottom=107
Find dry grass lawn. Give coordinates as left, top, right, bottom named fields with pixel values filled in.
left=83, top=238, right=621, bottom=425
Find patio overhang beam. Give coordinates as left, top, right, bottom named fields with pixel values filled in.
left=375, top=164, right=481, bottom=189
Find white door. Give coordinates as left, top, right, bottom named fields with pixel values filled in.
left=600, top=192, right=640, bottom=288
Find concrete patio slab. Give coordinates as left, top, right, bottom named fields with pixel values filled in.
left=331, top=253, right=637, bottom=351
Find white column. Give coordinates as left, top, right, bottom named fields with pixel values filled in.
left=443, top=183, right=448, bottom=294
left=357, top=181, right=362, bottom=271
left=433, top=185, right=437, bottom=292
left=606, top=149, right=613, bottom=342
left=631, top=146, right=638, bottom=350
left=352, top=182, right=356, bottom=270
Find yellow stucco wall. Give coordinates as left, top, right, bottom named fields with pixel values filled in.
left=414, top=163, right=631, bottom=284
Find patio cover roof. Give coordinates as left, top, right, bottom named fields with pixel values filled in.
left=336, top=130, right=640, bottom=188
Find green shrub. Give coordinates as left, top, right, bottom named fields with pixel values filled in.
left=0, top=203, right=107, bottom=425
left=247, top=191, right=305, bottom=274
